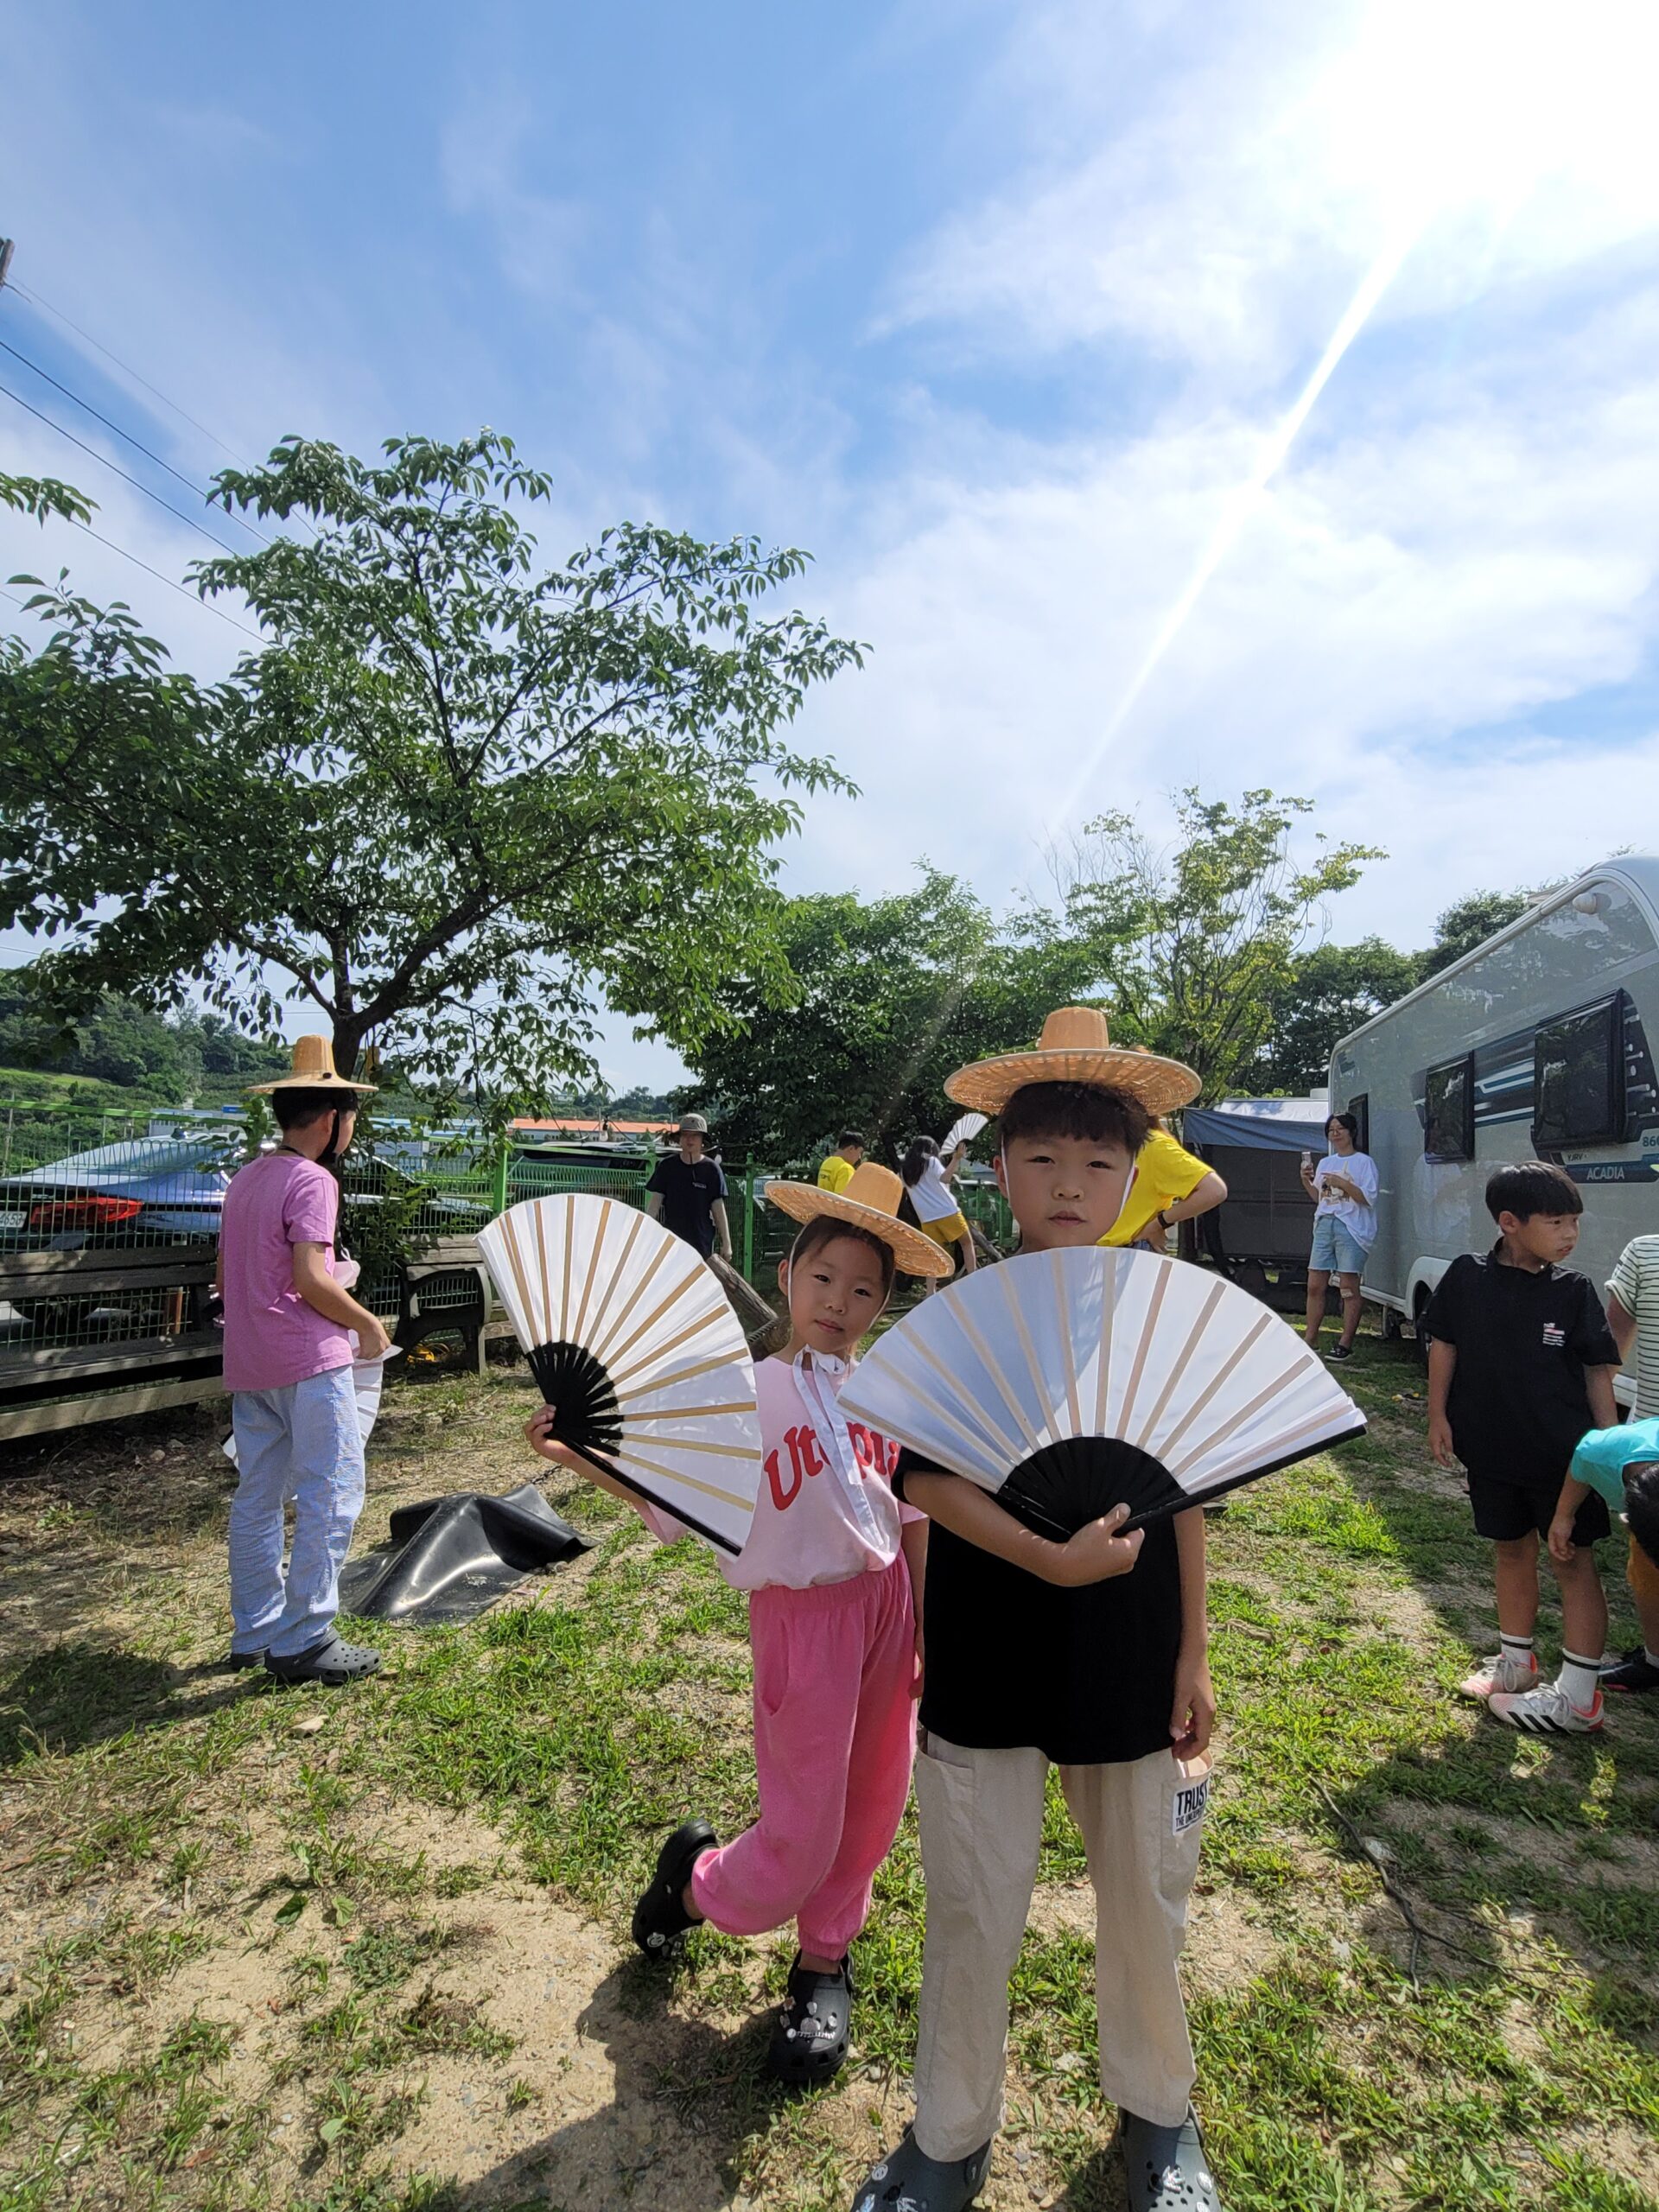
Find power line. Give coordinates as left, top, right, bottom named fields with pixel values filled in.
left=6, top=277, right=248, bottom=465
left=0, top=372, right=251, bottom=559
left=67, top=519, right=266, bottom=642
left=0, top=332, right=271, bottom=543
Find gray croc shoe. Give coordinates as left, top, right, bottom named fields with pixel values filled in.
left=1122, top=2108, right=1223, bottom=2212
left=264, top=1636, right=382, bottom=1687
left=850, top=2131, right=992, bottom=2212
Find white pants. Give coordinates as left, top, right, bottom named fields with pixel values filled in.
left=912, top=1733, right=1210, bottom=2159
left=227, top=1366, right=366, bottom=1660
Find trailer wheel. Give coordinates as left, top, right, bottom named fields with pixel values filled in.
left=1412, top=1290, right=1432, bottom=1372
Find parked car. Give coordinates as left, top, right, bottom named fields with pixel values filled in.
left=0, top=1130, right=240, bottom=1253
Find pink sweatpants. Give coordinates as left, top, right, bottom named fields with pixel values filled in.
left=691, top=1554, right=918, bottom=1960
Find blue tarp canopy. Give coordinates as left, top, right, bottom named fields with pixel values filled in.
left=1184, top=1097, right=1328, bottom=1154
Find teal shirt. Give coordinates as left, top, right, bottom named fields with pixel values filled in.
left=1569, top=1417, right=1659, bottom=1510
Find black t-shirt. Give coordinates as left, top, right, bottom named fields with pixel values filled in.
left=1423, top=1244, right=1618, bottom=1484
left=645, top=1153, right=728, bottom=1256
left=894, top=1450, right=1183, bottom=1766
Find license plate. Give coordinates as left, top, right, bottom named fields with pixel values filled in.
left=0, top=1211, right=27, bottom=1230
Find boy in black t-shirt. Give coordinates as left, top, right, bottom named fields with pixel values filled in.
left=851, top=1009, right=1220, bottom=2212
left=1426, top=1161, right=1619, bottom=1736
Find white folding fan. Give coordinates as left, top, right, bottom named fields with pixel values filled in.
left=478, top=1195, right=762, bottom=1555
left=941, top=1111, right=988, bottom=1158
left=840, top=1246, right=1364, bottom=1533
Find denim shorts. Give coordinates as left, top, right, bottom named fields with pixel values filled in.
left=1309, top=1214, right=1368, bottom=1275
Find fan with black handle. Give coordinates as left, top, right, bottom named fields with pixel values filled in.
left=479, top=1195, right=762, bottom=1554
left=840, top=1245, right=1364, bottom=1533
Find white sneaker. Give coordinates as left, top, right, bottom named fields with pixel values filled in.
left=1459, top=1649, right=1538, bottom=1700
left=1487, top=1680, right=1604, bottom=1735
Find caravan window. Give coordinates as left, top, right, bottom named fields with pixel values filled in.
left=1424, top=1056, right=1473, bottom=1160
left=1534, top=994, right=1626, bottom=1149
left=1347, top=1094, right=1370, bottom=1154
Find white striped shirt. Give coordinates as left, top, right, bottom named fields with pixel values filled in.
left=1608, top=1236, right=1659, bottom=1421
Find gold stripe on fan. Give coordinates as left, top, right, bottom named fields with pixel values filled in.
left=493, top=1211, right=538, bottom=1352
left=1180, top=1402, right=1355, bottom=1495
left=570, top=1198, right=613, bottom=1346
left=532, top=1201, right=555, bottom=1347
left=900, top=1325, right=1027, bottom=1470
left=560, top=1193, right=576, bottom=1339
left=1115, top=1262, right=1173, bottom=1440
left=1091, top=1251, right=1121, bottom=1433
left=951, top=1283, right=1044, bottom=1454
left=1153, top=1307, right=1278, bottom=1463
left=1166, top=1355, right=1313, bottom=1479
left=582, top=1205, right=649, bottom=1357
left=613, top=1446, right=753, bottom=1510
left=1052, top=1251, right=1084, bottom=1436
left=1005, top=1268, right=1061, bottom=1452
left=1126, top=1274, right=1226, bottom=1452
left=588, top=1230, right=674, bottom=1366
left=613, top=1348, right=746, bottom=1403
left=607, top=1289, right=731, bottom=1383
left=624, top=1399, right=758, bottom=1422
left=632, top=1431, right=761, bottom=1461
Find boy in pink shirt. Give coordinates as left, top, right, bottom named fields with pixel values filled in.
left=219, top=1039, right=389, bottom=1685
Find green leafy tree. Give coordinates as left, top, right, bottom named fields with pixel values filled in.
left=1052, top=791, right=1383, bottom=1099
left=1, top=432, right=859, bottom=1106
left=680, top=869, right=1097, bottom=1163
left=1420, top=888, right=1530, bottom=977
left=1249, top=938, right=1421, bottom=1094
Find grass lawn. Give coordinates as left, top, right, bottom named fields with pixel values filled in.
left=1, top=1333, right=1656, bottom=2210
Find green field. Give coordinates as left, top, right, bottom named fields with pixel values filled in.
left=1, top=1338, right=1656, bottom=2210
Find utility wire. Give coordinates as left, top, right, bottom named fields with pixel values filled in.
left=0, top=374, right=251, bottom=559
left=3, top=279, right=318, bottom=543
left=67, top=519, right=265, bottom=642
left=6, top=277, right=248, bottom=465
left=0, top=333, right=270, bottom=543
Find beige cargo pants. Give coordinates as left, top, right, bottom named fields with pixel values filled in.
left=911, top=1732, right=1211, bottom=2162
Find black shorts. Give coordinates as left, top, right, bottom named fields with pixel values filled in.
left=1465, top=1471, right=1611, bottom=1547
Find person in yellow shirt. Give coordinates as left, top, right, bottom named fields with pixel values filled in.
left=817, top=1129, right=866, bottom=1195
left=1099, top=1124, right=1227, bottom=1251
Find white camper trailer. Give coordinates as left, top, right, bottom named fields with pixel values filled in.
left=1328, top=858, right=1659, bottom=1398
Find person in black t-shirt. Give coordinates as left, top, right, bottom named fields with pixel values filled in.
left=850, top=1008, right=1221, bottom=2212
left=1425, top=1161, right=1619, bottom=1738
left=644, top=1114, right=732, bottom=1262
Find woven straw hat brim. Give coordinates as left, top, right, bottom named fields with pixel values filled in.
left=766, top=1182, right=956, bottom=1279
left=246, top=1073, right=378, bottom=1096
left=945, top=1046, right=1198, bottom=1118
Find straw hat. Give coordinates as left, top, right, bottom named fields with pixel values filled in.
left=766, top=1162, right=955, bottom=1280
left=246, top=1034, right=378, bottom=1096
left=946, top=1007, right=1198, bottom=1117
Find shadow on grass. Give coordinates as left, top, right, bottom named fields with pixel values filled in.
left=0, top=1640, right=262, bottom=1766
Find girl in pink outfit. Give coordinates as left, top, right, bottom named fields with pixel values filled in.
left=526, top=1163, right=951, bottom=2084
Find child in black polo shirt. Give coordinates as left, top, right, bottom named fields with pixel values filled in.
left=851, top=1008, right=1219, bottom=2212
left=1426, top=1161, right=1619, bottom=1736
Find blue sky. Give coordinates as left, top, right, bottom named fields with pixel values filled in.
left=4, top=0, right=1659, bottom=1090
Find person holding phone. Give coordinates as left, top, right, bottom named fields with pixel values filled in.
left=1301, top=1114, right=1379, bottom=1363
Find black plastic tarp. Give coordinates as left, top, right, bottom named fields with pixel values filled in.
left=338, top=1482, right=591, bottom=1626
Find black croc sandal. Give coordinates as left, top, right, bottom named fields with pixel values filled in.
left=1122, top=2108, right=1224, bottom=2212
left=226, top=1647, right=268, bottom=1672
left=766, top=1952, right=852, bottom=2084
left=631, top=1818, right=717, bottom=1960
left=850, top=2131, right=993, bottom=2212
left=264, top=1636, right=381, bottom=1686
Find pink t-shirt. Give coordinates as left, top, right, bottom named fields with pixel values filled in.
left=639, top=1352, right=919, bottom=1592
left=219, top=1152, right=353, bottom=1394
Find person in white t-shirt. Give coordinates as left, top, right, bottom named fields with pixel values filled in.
left=1300, top=1113, right=1380, bottom=1364
left=901, top=1134, right=978, bottom=1290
